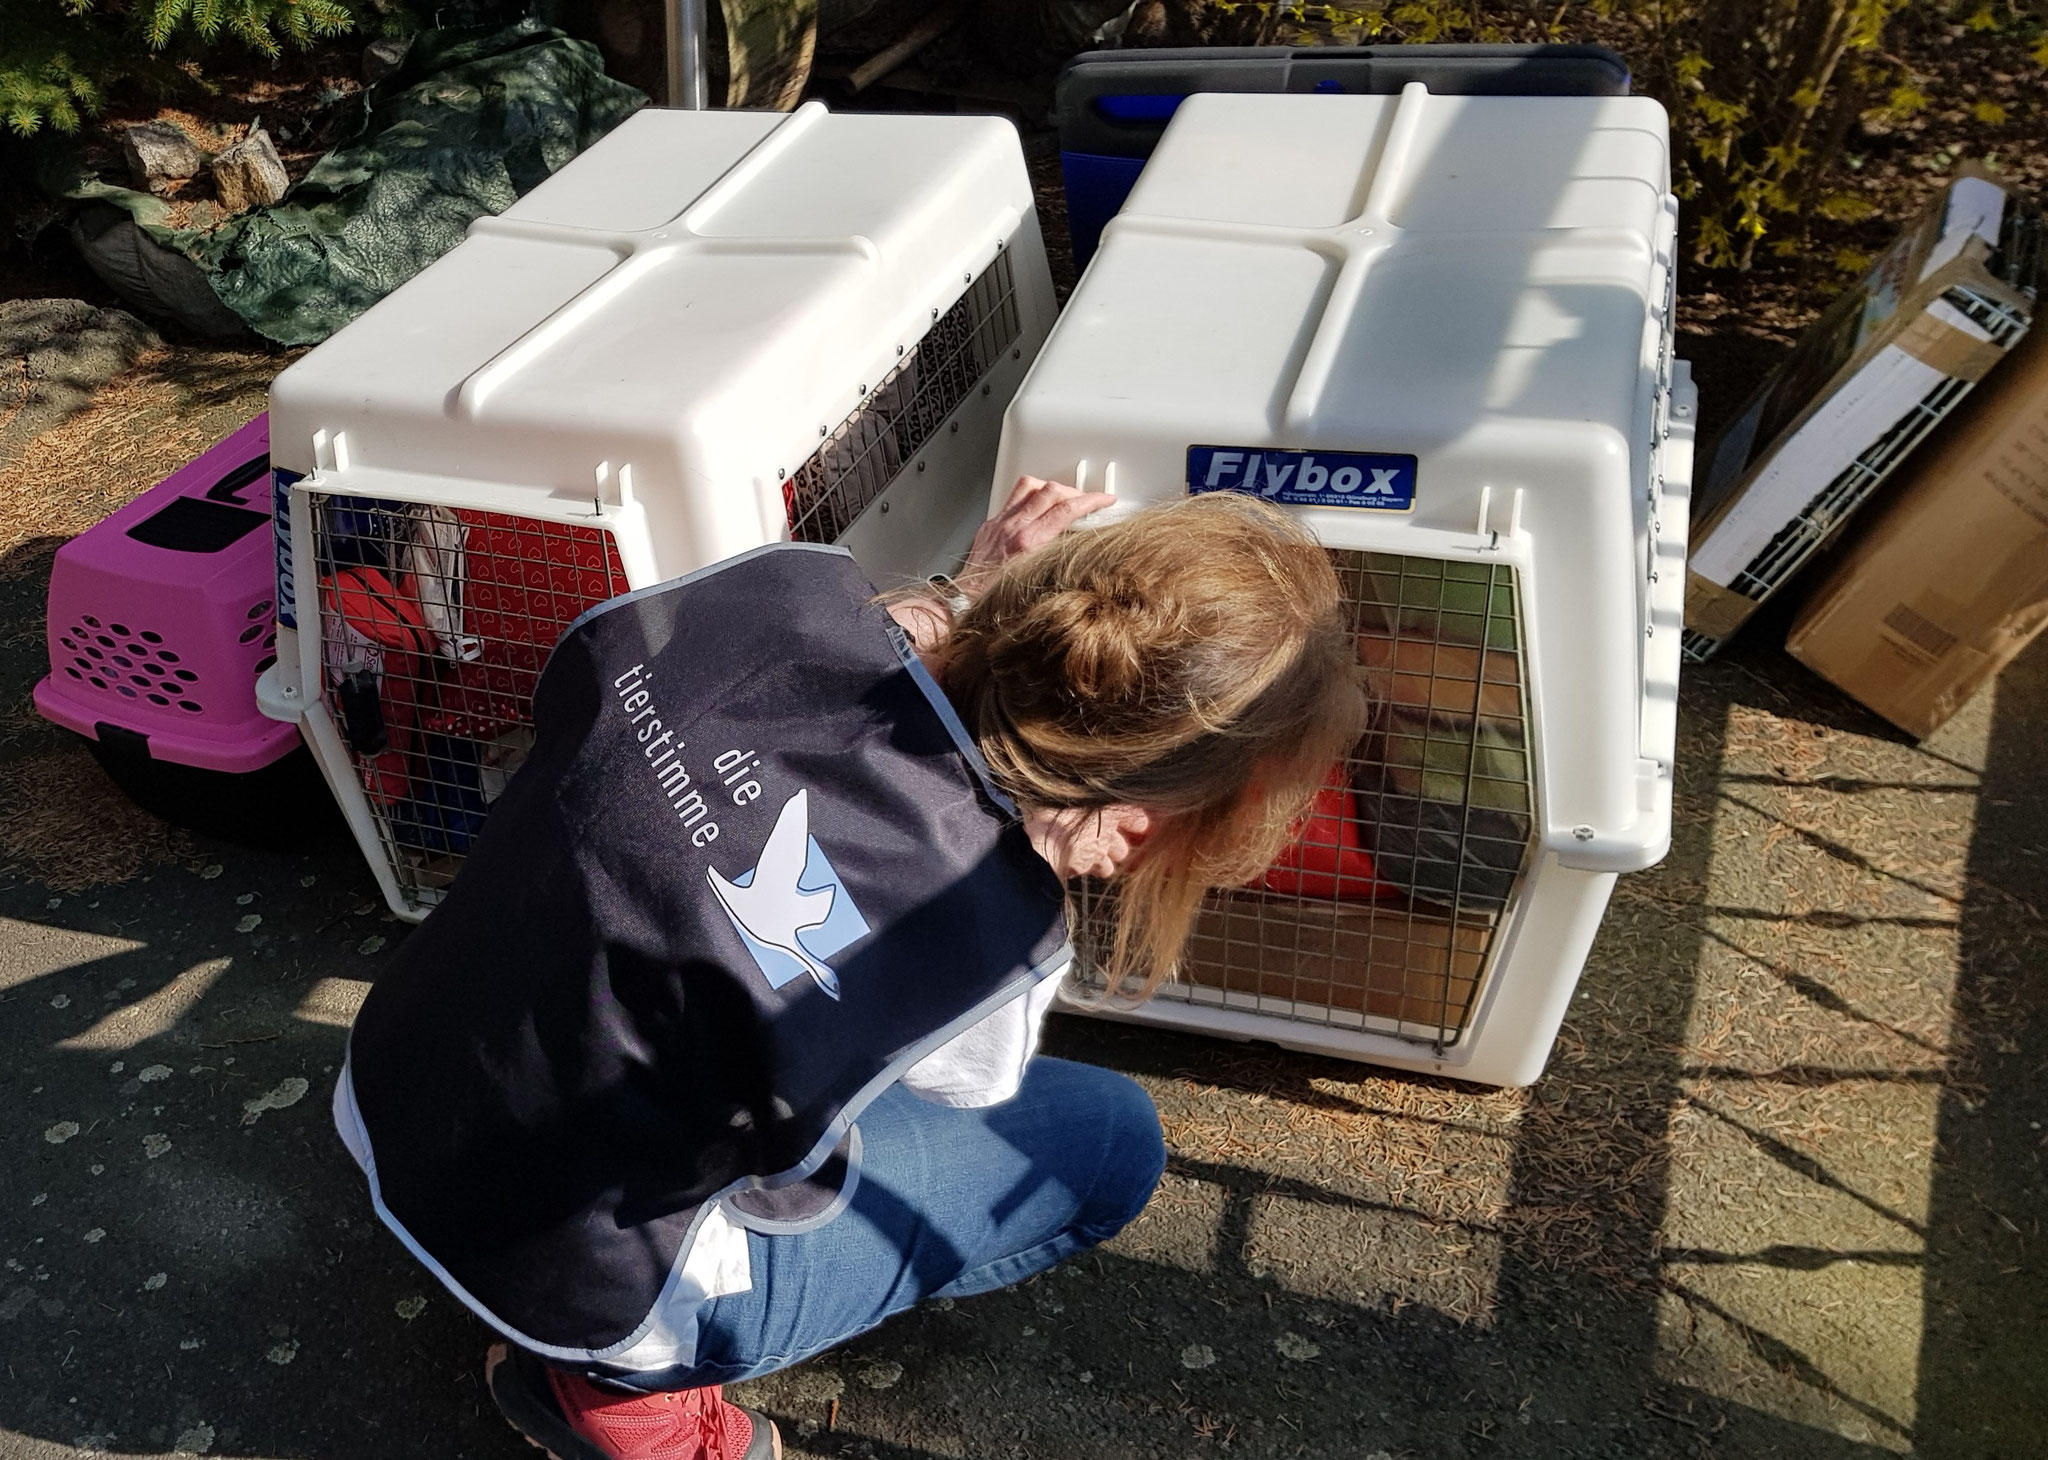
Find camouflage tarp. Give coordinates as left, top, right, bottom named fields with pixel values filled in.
left=720, top=0, right=816, bottom=108
left=72, top=21, right=646, bottom=346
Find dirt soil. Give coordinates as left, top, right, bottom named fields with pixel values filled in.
left=2, top=13, right=2046, bottom=1460
left=0, top=527, right=2039, bottom=1460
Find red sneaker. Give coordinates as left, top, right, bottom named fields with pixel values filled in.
left=485, top=1343, right=780, bottom=1460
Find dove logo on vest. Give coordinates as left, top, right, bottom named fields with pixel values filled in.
left=707, top=789, right=871, bottom=1000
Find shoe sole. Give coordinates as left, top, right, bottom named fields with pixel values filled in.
left=485, top=1343, right=782, bottom=1460
left=485, top=1344, right=597, bottom=1460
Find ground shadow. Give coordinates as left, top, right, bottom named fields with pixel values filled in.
left=1913, top=635, right=2048, bottom=1459
left=3, top=88, right=2012, bottom=1459
left=0, top=557, right=1929, bottom=1460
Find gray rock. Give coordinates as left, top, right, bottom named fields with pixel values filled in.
left=362, top=35, right=411, bottom=85
left=0, top=299, right=161, bottom=468
left=123, top=122, right=202, bottom=195
left=209, top=129, right=289, bottom=214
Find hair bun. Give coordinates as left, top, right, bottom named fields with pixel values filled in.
left=1019, top=583, right=1159, bottom=709
left=939, top=491, right=1365, bottom=999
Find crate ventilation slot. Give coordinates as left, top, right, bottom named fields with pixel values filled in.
left=785, top=251, right=1022, bottom=544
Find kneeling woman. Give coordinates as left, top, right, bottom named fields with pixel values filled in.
left=336, top=482, right=1364, bottom=1460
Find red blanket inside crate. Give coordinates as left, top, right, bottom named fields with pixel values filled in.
left=1257, top=764, right=1397, bottom=901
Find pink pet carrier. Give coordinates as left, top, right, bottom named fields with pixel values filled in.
left=35, top=414, right=329, bottom=843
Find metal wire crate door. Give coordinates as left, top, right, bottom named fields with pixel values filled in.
left=785, top=252, right=1022, bottom=543
left=311, top=496, right=630, bottom=911
left=1073, top=550, right=1536, bottom=1050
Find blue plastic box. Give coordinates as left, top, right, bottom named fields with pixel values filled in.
left=1055, top=44, right=1631, bottom=269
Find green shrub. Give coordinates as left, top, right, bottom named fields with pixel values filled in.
left=1617, top=0, right=1920, bottom=268
left=2, top=0, right=360, bottom=138
left=1171, top=1, right=2044, bottom=266
left=2, top=4, right=113, bottom=137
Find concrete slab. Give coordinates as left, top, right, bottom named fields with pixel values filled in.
left=0, top=344, right=2042, bottom=1460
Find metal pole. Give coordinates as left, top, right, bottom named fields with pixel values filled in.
left=667, top=0, right=709, bottom=109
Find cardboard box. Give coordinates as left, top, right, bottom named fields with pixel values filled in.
left=1786, top=316, right=2048, bottom=738
left=1684, top=171, right=2043, bottom=659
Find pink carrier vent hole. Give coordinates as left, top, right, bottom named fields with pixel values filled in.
left=64, top=619, right=203, bottom=711
left=235, top=603, right=277, bottom=656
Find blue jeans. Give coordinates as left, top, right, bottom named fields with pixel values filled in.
left=598, top=1056, right=1165, bottom=1393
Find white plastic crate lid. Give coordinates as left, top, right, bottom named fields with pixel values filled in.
left=269, top=103, right=1031, bottom=562
left=1006, top=87, right=1671, bottom=512
left=997, top=87, right=1683, bottom=868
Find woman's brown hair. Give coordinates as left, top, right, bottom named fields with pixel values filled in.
left=937, top=492, right=1366, bottom=1001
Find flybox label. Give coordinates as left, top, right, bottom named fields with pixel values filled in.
left=1186, top=446, right=1417, bottom=511
left=272, top=467, right=304, bottom=628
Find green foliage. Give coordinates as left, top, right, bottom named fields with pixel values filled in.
left=1621, top=0, right=1922, bottom=268
left=1203, top=1, right=1521, bottom=47
left=3, top=2, right=113, bottom=137
left=1187, top=0, right=2039, bottom=270
left=1, top=0, right=361, bottom=138
left=1615, top=0, right=2048, bottom=266
left=140, top=0, right=358, bottom=56
left=1815, top=189, right=1879, bottom=222
left=2, top=53, right=101, bottom=139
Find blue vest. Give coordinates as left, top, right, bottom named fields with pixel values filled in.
left=342, top=544, right=1071, bottom=1360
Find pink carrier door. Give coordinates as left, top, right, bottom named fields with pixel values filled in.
left=35, top=414, right=300, bottom=774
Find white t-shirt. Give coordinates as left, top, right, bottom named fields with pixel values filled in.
left=604, top=971, right=1064, bottom=1370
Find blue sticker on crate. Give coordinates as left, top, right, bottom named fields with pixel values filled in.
left=272, top=468, right=304, bottom=628
left=1186, top=447, right=1417, bottom=511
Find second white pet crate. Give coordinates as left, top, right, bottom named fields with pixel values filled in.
left=997, top=87, right=1696, bottom=1086
left=258, top=103, right=1056, bottom=917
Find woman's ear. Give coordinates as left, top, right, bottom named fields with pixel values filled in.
left=1113, top=805, right=1153, bottom=846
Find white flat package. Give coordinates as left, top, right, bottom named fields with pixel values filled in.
left=1683, top=172, right=2040, bottom=658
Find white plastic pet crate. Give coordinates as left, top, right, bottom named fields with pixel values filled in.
left=257, top=103, right=1057, bottom=918
left=997, top=87, right=1696, bottom=1086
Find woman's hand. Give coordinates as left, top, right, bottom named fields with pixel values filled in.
left=956, top=476, right=1116, bottom=595
left=890, top=478, right=1108, bottom=666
